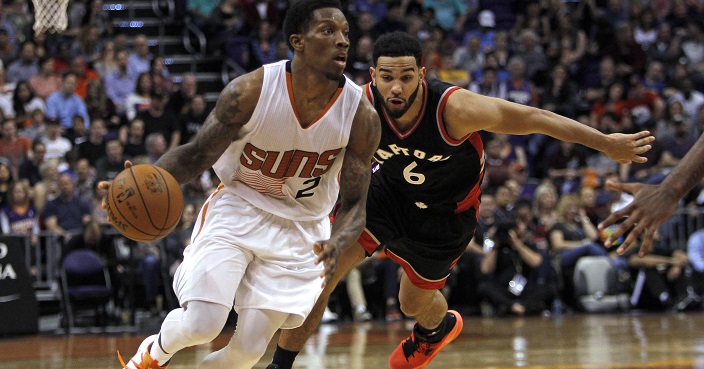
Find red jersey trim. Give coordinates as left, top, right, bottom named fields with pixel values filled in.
left=385, top=249, right=453, bottom=290
left=455, top=133, right=484, bottom=216
left=358, top=228, right=381, bottom=255
left=436, top=86, right=468, bottom=146
left=365, top=83, right=374, bottom=104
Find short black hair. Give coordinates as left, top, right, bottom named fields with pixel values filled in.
left=283, top=0, right=343, bottom=52
left=372, top=32, right=422, bottom=67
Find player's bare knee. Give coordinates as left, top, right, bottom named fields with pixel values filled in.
left=398, top=296, right=424, bottom=317
left=399, top=287, right=439, bottom=317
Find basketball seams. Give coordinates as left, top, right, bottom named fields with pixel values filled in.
left=129, top=165, right=164, bottom=232
left=110, top=167, right=161, bottom=239
left=108, top=164, right=183, bottom=242
left=154, top=166, right=180, bottom=231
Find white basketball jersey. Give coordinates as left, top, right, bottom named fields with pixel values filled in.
left=213, top=60, right=362, bottom=221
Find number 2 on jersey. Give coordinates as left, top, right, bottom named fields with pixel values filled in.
left=295, top=177, right=321, bottom=198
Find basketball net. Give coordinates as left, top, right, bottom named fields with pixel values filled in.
left=31, top=0, right=69, bottom=35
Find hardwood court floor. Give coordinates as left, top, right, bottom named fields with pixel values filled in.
left=1, top=312, right=704, bottom=369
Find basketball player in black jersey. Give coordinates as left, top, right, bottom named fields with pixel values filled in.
left=268, top=31, right=655, bottom=369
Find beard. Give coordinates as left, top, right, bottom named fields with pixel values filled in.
left=378, top=81, right=421, bottom=119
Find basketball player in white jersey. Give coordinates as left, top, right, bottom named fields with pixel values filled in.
left=107, top=1, right=381, bottom=368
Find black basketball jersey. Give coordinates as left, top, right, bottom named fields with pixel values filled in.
left=365, top=79, right=484, bottom=215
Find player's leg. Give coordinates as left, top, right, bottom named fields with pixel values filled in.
left=383, top=238, right=467, bottom=369
left=119, top=300, right=232, bottom=369
left=268, top=242, right=367, bottom=369
left=155, top=301, right=232, bottom=361
left=198, top=308, right=290, bottom=369
left=397, top=272, right=449, bottom=330
left=388, top=269, right=464, bottom=369
left=121, top=202, right=253, bottom=368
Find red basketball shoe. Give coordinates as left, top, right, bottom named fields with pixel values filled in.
left=388, top=310, right=463, bottom=369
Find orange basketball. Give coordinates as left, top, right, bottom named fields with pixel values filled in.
left=105, top=164, right=184, bottom=242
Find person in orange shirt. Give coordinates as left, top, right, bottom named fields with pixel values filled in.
left=0, top=118, right=30, bottom=178
left=68, top=56, right=100, bottom=99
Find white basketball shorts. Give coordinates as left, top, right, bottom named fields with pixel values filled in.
left=173, top=187, right=327, bottom=329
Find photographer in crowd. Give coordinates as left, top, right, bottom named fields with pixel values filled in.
left=478, top=218, right=556, bottom=316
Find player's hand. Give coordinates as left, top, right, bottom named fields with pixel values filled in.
left=598, top=180, right=678, bottom=257
left=603, top=131, right=654, bottom=164
left=314, top=240, right=342, bottom=288
left=99, top=160, right=133, bottom=224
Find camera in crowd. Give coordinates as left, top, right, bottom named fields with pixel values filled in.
left=493, top=217, right=518, bottom=248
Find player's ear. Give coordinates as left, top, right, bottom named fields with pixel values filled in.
left=289, top=34, right=303, bottom=52
left=369, top=67, right=376, bottom=86
left=419, top=66, right=426, bottom=81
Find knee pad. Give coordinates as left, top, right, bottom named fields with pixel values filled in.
left=180, top=303, right=230, bottom=344
left=180, top=319, right=222, bottom=344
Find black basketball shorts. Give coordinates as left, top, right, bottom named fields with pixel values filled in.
left=358, top=173, right=478, bottom=290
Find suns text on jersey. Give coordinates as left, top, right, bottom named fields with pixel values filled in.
left=374, top=144, right=451, bottom=163
left=239, top=143, right=342, bottom=179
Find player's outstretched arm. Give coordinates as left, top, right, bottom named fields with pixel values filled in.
left=155, top=69, right=263, bottom=184
left=443, top=89, right=654, bottom=164
left=314, top=96, right=381, bottom=286
left=599, top=133, right=704, bottom=256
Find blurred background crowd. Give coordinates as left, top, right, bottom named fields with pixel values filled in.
left=4, top=0, right=704, bottom=328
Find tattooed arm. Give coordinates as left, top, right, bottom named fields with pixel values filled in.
left=155, top=68, right=264, bottom=184
left=314, top=95, right=381, bottom=282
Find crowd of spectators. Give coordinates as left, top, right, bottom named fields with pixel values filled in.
left=2, top=0, right=704, bottom=319
left=193, top=0, right=704, bottom=319
left=0, top=0, right=217, bottom=315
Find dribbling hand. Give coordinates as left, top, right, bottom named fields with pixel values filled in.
left=314, top=240, right=341, bottom=288
left=99, top=160, right=132, bottom=225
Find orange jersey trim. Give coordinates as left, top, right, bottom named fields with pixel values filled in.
left=191, top=183, right=224, bottom=242
left=286, top=71, right=343, bottom=129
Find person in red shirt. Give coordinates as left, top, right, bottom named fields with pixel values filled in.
left=590, top=82, right=628, bottom=131
left=68, top=56, right=100, bottom=99
left=0, top=118, right=30, bottom=178
left=624, top=78, right=665, bottom=128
